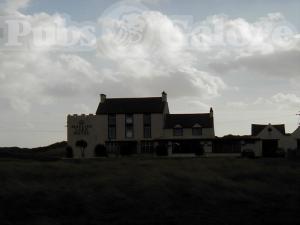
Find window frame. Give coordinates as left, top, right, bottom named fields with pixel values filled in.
left=143, top=114, right=152, bottom=138
left=192, top=127, right=202, bottom=136
left=125, top=114, right=134, bottom=139
left=173, top=126, right=183, bottom=136
left=108, top=114, right=116, bottom=140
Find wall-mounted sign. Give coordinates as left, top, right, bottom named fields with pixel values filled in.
left=71, top=120, right=92, bottom=135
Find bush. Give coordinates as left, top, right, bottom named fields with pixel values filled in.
left=155, top=143, right=168, bottom=156
left=119, top=143, right=136, bottom=156
left=241, top=149, right=255, bottom=159
left=195, top=144, right=205, bottom=156
left=65, top=146, right=73, bottom=158
left=94, top=144, right=107, bottom=157
left=287, top=149, right=298, bottom=160
left=275, top=148, right=285, bottom=158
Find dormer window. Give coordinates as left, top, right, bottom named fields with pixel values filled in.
left=192, top=123, right=202, bottom=136
left=173, top=125, right=183, bottom=136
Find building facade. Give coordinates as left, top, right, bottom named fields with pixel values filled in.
left=67, top=92, right=215, bottom=158
left=221, top=124, right=300, bottom=157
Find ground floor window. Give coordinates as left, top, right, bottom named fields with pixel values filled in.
left=106, top=141, right=137, bottom=156
left=171, top=140, right=203, bottom=154
left=213, top=141, right=241, bottom=153
left=106, top=142, right=120, bottom=154
left=141, top=141, right=154, bottom=154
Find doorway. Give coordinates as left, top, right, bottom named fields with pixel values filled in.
left=262, top=139, right=278, bottom=157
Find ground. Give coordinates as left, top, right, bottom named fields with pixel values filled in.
left=0, top=157, right=300, bottom=225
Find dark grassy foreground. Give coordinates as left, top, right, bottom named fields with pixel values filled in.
left=0, top=158, right=300, bottom=225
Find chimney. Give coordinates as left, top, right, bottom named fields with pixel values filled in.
left=210, top=107, right=213, bottom=118
left=100, top=94, right=106, bottom=103
left=162, top=91, right=167, bottom=102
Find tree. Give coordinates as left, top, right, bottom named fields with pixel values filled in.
left=76, top=140, right=88, bottom=158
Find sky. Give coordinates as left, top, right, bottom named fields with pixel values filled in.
left=0, top=0, right=300, bottom=147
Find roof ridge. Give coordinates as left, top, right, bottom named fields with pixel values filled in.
left=252, top=124, right=285, bottom=126
left=167, top=113, right=210, bottom=116
left=106, top=97, right=162, bottom=100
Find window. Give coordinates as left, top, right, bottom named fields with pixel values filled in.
left=125, top=114, right=134, bottom=138
left=108, top=126, right=116, bottom=139
left=173, top=126, right=183, bottom=136
left=108, top=114, right=116, bottom=139
left=192, top=127, right=202, bottom=136
left=106, top=142, right=120, bottom=154
left=126, top=115, right=133, bottom=124
left=144, top=114, right=151, bottom=125
left=108, top=114, right=116, bottom=125
left=141, top=141, right=154, bottom=153
left=143, top=114, right=151, bottom=138
left=144, top=127, right=151, bottom=138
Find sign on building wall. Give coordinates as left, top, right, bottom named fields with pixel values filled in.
left=71, top=120, right=92, bottom=135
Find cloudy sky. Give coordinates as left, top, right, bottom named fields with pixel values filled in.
left=0, top=0, right=299, bottom=147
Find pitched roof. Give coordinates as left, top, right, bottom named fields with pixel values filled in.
left=96, top=97, right=166, bottom=114
left=218, top=135, right=260, bottom=140
left=164, top=114, right=213, bottom=129
left=251, top=124, right=286, bottom=136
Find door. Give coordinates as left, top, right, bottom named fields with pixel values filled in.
left=262, top=139, right=278, bottom=157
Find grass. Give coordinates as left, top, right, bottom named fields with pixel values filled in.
left=0, top=157, right=300, bottom=225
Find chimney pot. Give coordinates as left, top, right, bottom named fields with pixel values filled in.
left=162, top=91, right=167, bottom=102
left=100, top=94, right=106, bottom=103
left=210, top=107, right=213, bottom=118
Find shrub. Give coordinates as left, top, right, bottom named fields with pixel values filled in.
left=119, top=143, right=136, bottom=156
left=275, top=148, right=285, bottom=158
left=65, top=146, right=73, bottom=158
left=287, top=149, right=297, bottom=160
left=195, top=144, right=205, bottom=156
left=94, top=144, right=107, bottom=157
left=155, top=143, right=168, bottom=156
left=241, top=149, right=255, bottom=159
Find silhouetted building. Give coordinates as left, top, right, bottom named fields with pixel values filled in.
left=67, top=92, right=215, bottom=158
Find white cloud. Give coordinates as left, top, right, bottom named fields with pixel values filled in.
left=271, top=93, right=300, bottom=107
left=0, top=8, right=102, bottom=113
left=227, top=93, right=300, bottom=111
left=2, top=0, right=31, bottom=14
left=97, top=11, right=226, bottom=98
left=206, top=13, right=299, bottom=79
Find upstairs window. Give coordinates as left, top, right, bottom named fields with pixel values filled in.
left=192, top=124, right=202, bottom=136
left=125, top=114, right=134, bottom=138
left=108, top=114, right=116, bottom=139
left=173, top=125, right=183, bottom=136
left=143, top=114, right=151, bottom=138
left=126, top=114, right=133, bottom=124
